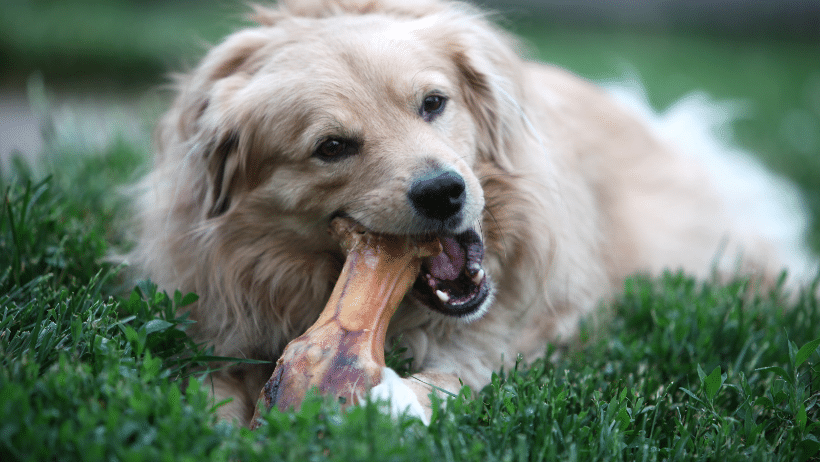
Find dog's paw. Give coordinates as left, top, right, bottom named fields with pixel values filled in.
left=369, top=367, right=430, bottom=425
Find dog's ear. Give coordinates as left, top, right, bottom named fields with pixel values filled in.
left=203, top=130, right=242, bottom=218
left=452, top=50, right=512, bottom=171
left=160, top=29, right=273, bottom=219
left=430, top=10, right=523, bottom=172
left=167, top=28, right=271, bottom=141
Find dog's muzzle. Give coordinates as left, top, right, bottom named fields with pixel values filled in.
left=403, top=169, right=492, bottom=320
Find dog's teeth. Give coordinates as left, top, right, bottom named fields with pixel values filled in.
left=426, top=274, right=437, bottom=288
left=436, top=290, right=450, bottom=303
left=471, top=269, right=485, bottom=286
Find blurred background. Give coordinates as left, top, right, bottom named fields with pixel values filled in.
left=1, top=0, right=818, bottom=249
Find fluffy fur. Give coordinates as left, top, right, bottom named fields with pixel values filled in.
left=131, top=0, right=815, bottom=424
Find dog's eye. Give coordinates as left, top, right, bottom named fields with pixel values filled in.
left=420, top=94, right=447, bottom=121
left=314, top=138, right=359, bottom=161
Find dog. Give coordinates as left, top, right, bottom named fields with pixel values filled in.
left=131, top=0, right=815, bottom=425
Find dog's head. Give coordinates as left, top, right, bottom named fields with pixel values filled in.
left=156, top=0, right=523, bottom=322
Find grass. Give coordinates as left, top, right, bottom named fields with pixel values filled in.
left=2, top=1, right=820, bottom=460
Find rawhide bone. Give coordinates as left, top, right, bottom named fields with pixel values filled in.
left=250, top=217, right=441, bottom=428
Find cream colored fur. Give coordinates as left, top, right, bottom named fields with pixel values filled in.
left=131, top=0, right=815, bottom=425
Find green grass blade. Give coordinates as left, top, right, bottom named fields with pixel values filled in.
left=794, top=337, right=820, bottom=368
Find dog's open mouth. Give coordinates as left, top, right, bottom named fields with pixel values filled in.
left=327, top=215, right=493, bottom=320
left=411, top=228, right=493, bottom=320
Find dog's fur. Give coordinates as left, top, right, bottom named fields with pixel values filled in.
left=132, top=0, right=814, bottom=425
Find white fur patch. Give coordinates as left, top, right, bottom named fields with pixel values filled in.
left=369, top=367, right=430, bottom=425
left=605, top=78, right=818, bottom=283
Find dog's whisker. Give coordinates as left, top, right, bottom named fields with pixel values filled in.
left=478, top=171, right=563, bottom=197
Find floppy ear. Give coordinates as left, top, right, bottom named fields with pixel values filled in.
left=432, top=10, right=523, bottom=172
left=203, top=130, right=242, bottom=218
left=161, top=28, right=273, bottom=219
left=168, top=29, right=272, bottom=137
left=452, top=50, right=512, bottom=171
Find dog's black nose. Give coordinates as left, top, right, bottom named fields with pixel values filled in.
left=408, top=170, right=466, bottom=221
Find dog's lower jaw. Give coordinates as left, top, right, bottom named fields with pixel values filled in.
left=411, top=226, right=494, bottom=322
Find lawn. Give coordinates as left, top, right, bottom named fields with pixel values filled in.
left=1, top=1, right=819, bottom=461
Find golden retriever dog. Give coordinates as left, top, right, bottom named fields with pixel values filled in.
left=131, top=0, right=815, bottom=425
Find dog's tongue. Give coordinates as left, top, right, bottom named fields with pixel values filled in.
left=427, top=236, right=465, bottom=281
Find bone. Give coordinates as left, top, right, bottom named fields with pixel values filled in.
left=250, top=217, right=441, bottom=428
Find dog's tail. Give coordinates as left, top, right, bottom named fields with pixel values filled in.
left=605, top=76, right=818, bottom=289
